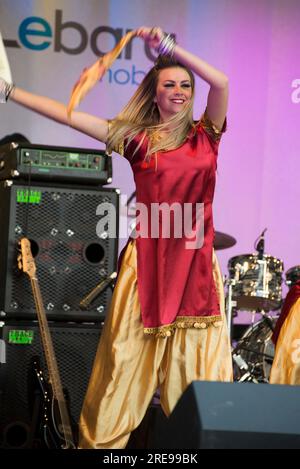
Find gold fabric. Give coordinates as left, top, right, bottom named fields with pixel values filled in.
left=67, top=31, right=136, bottom=118
left=270, top=298, right=300, bottom=385
left=143, top=315, right=223, bottom=337
left=79, top=239, right=232, bottom=449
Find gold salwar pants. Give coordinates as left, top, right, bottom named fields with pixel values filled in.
left=270, top=297, right=300, bottom=385
left=79, top=239, right=233, bottom=449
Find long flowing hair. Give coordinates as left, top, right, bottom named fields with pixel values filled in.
left=107, top=56, right=196, bottom=160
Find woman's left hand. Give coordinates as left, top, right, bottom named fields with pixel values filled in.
left=135, top=26, right=164, bottom=50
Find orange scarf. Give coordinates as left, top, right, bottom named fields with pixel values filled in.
left=67, top=31, right=136, bottom=119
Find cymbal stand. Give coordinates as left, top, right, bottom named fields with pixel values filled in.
left=232, top=309, right=273, bottom=384
left=248, top=310, right=257, bottom=333
left=259, top=309, right=275, bottom=332
left=224, top=277, right=237, bottom=344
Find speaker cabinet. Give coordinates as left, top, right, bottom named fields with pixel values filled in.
left=0, top=321, right=102, bottom=448
left=0, top=180, right=119, bottom=321
left=151, top=381, right=300, bottom=449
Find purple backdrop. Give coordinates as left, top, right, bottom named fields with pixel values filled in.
left=2, top=0, right=300, bottom=313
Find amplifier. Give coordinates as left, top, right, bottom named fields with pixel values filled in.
left=0, top=142, right=112, bottom=185
left=0, top=180, right=119, bottom=322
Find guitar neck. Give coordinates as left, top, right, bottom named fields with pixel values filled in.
left=30, top=276, right=75, bottom=449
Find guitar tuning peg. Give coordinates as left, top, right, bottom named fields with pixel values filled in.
left=18, top=261, right=23, bottom=270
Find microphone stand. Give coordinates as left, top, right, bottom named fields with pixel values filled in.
left=256, top=228, right=267, bottom=260
left=225, top=277, right=237, bottom=345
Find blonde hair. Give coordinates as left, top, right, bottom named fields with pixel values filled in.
left=107, top=56, right=196, bottom=161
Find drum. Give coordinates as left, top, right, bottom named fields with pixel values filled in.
left=227, top=254, right=283, bottom=311
left=233, top=316, right=277, bottom=383
left=285, top=265, right=300, bottom=288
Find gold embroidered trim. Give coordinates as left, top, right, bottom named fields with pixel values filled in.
left=199, top=109, right=227, bottom=142
left=144, top=315, right=222, bottom=338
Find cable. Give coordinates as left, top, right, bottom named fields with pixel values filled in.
left=24, top=158, right=32, bottom=239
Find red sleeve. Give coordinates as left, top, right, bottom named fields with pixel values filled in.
left=198, top=109, right=227, bottom=152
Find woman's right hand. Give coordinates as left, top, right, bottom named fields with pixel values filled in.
left=135, top=26, right=164, bottom=51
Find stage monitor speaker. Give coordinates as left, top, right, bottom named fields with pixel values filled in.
left=0, top=321, right=102, bottom=448
left=151, top=381, right=300, bottom=449
left=0, top=180, right=119, bottom=322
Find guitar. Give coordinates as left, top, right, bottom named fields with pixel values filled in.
left=18, top=237, right=76, bottom=449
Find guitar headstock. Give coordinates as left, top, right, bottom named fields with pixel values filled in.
left=18, top=237, right=36, bottom=278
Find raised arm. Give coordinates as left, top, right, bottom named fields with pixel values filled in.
left=171, top=46, right=228, bottom=130
left=1, top=79, right=109, bottom=143
left=137, top=27, right=228, bottom=130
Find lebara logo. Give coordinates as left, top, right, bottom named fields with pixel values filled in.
left=3, top=9, right=159, bottom=85
left=4, top=9, right=156, bottom=60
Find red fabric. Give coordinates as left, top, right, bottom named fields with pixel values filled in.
left=272, top=281, right=300, bottom=345
left=123, top=123, right=224, bottom=329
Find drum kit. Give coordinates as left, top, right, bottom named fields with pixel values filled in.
left=126, top=193, right=300, bottom=384
left=217, top=229, right=300, bottom=384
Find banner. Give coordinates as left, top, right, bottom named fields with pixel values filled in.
left=1, top=0, right=300, bottom=279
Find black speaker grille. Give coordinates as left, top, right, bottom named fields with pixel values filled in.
left=0, top=182, right=119, bottom=321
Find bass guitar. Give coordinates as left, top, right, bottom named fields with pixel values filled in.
left=18, top=237, right=76, bottom=449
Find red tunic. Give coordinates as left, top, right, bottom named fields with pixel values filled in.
left=121, top=114, right=226, bottom=336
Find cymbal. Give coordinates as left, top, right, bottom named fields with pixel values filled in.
left=214, top=231, right=236, bottom=250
